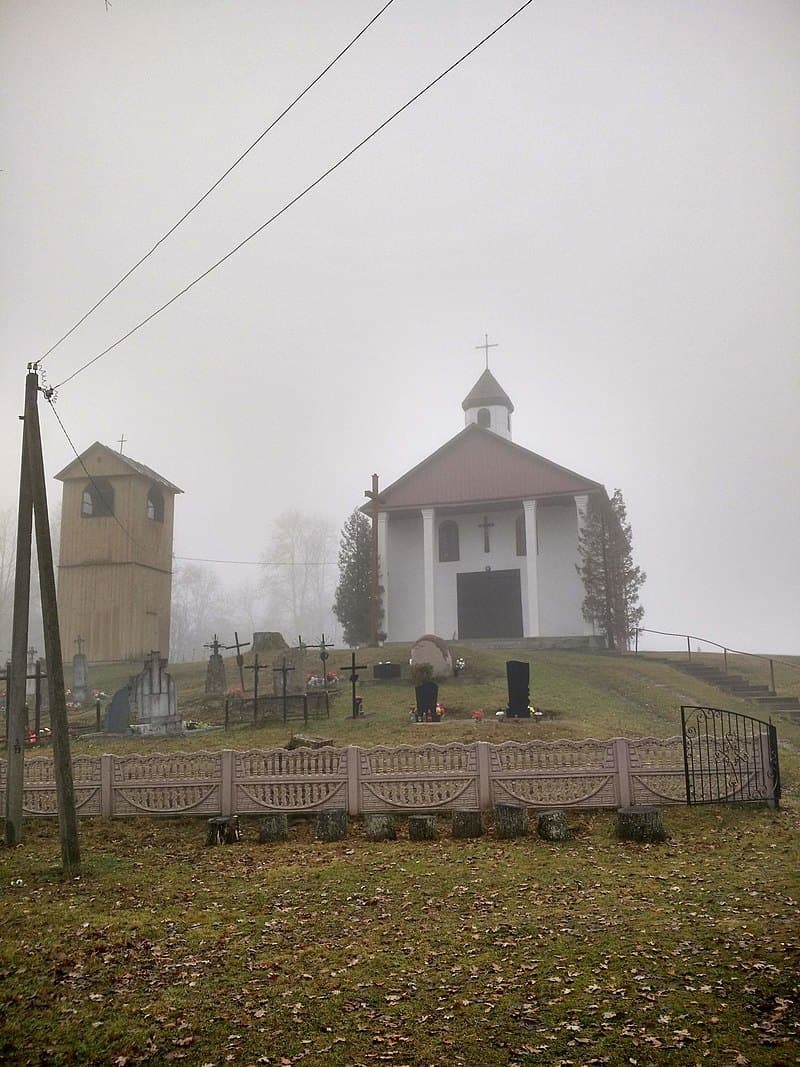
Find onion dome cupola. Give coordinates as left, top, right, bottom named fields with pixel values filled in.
left=462, top=368, right=514, bottom=440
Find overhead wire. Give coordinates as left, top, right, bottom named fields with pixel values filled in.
left=37, top=0, right=397, bottom=368
left=52, top=0, right=536, bottom=392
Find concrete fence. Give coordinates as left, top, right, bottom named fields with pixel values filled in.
left=0, top=738, right=687, bottom=819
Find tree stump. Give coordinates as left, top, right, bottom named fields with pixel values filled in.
left=258, top=813, right=289, bottom=843
left=494, top=804, right=528, bottom=839
left=365, top=813, right=397, bottom=841
left=206, top=815, right=240, bottom=846
left=408, top=814, right=437, bottom=841
left=452, top=810, right=483, bottom=839
left=536, top=810, right=570, bottom=842
left=316, top=809, right=348, bottom=842
left=615, top=805, right=667, bottom=843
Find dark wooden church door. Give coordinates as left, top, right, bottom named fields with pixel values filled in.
left=457, top=569, right=524, bottom=639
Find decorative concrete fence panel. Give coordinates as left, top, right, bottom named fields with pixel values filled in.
left=109, top=752, right=223, bottom=818
left=357, top=743, right=480, bottom=814
left=0, top=738, right=689, bottom=819
left=232, top=748, right=349, bottom=815
left=626, top=737, right=687, bottom=805
left=489, top=739, right=620, bottom=808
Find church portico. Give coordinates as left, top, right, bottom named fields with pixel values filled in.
left=371, top=365, right=609, bottom=645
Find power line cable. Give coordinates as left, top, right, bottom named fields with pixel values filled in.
left=53, top=0, right=536, bottom=392
left=174, top=555, right=337, bottom=566
left=37, top=0, right=396, bottom=368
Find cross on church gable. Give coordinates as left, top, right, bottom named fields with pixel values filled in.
left=477, top=515, right=494, bottom=553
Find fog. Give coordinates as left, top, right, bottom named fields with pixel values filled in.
left=1, top=1, right=798, bottom=653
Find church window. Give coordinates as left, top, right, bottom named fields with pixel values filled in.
left=438, top=520, right=460, bottom=562
left=515, top=514, right=527, bottom=556
left=81, top=478, right=114, bottom=518
left=477, top=407, right=491, bottom=428
left=146, top=485, right=165, bottom=522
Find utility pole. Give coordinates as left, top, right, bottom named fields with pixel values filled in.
left=364, top=473, right=381, bottom=647
left=9, top=365, right=81, bottom=871
left=5, top=371, right=35, bottom=847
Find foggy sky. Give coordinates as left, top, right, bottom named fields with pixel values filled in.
left=1, top=1, right=798, bottom=653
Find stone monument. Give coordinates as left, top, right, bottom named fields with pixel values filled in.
left=72, top=637, right=90, bottom=704
left=410, top=634, right=452, bottom=680
left=130, top=651, right=181, bottom=736
left=204, top=635, right=227, bottom=696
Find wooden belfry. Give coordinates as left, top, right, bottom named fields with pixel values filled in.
left=6, top=367, right=80, bottom=871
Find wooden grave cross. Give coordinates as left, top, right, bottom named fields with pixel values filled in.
left=244, top=654, right=262, bottom=722
left=338, top=650, right=368, bottom=719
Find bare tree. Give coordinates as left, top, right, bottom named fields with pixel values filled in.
left=170, top=562, right=233, bottom=662
left=260, top=511, right=337, bottom=642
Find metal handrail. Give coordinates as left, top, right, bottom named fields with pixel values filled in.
left=636, top=626, right=800, bottom=696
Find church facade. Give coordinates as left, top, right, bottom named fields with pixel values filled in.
left=55, top=443, right=182, bottom=664
left=374, top=371, right=606, bottom=645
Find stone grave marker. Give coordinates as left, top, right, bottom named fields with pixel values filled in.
left=506, top=660, right=531, bottom=718
left=410, top=634, right=452, bottom=680
left=72, top=652, right=90, bottom=704
left=130, top=651, right=181, bottom=736
left=105, top=686, right=131, bottom=734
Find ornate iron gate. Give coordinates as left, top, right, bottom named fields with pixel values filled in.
left=681, top=705, right=780, bottom=807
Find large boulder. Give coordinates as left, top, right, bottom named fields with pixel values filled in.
left=410, top=634, right=452, bottom=680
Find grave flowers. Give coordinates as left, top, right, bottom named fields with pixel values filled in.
left=471, top=709, right=484, bottom=722
left=454, top=656, right=466, bottom=676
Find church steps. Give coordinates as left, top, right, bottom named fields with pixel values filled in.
left=642, top=655, right=800, bottom=716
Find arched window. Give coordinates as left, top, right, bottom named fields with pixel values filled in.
left=515, top=514, right=527, bottom=556
left=477, top=407, right=491, bottom=428
left=146, top=484, right=165, bottom=522
left=438, top=520, right=460, bottom=562
left=81, top=478, right=114, bottom=518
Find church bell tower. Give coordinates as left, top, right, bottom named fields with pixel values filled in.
left=461, top=368, right=514, bottom=441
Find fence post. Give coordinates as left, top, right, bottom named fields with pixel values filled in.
left=723, top=648, right=728, bottom=673
left=221, top=750, right=235, bottom=816
left=613, top=738, right=632, bottom=808
left=769, top=659, right=776, bottom=695
left=477, top=741, right=492, bottom=811
left=346, top=746, right=361, bottom=816
left=100, top=753, right=114, bottom=818
left=687, top=636, right=692, bottom=662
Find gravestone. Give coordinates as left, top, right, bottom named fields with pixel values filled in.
left=251, top=631, right=288, bottom=654
left=130, top=651, right=181, bottom=736
left=506, top=660, right=531, bottom=718
left=410, top=634, right=452, bottom=680
left=72, top=653, right=90, bottom=704
left=414, top=680, right=439, bottom=722
left=205, top=652, right=227, bottom=696
left=105, top=686, right=131, bottom=734
left=25, top=647, right=37, bottom=700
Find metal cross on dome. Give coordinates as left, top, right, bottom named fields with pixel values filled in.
left=475, top=333, right=498, bottom=370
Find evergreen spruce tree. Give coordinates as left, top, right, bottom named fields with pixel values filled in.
left=576, top=489, right=645, bottom=650
left=333, top=509, right=382, bottom=647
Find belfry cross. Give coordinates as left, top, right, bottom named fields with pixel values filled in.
left=117, top=434, right=126, bottom=454
left=475, top=333, right=498, bottom=370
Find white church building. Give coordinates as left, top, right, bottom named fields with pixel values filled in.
left=373, top=369, right=607, bottom=646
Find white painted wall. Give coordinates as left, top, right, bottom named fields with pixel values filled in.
left=385, top=512, right=425, bottom=641
left=537, top=502, right=585, bottom=635
left=464, top=404, right=512, bottom=440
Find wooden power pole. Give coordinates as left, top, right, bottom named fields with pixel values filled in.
left=5, top=366, right=80, bottom=872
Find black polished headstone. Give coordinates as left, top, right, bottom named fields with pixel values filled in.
left=506, top=660, right=531, bottom=718
left=415, top=681, right=439, bottom=721
left=105, top=686, right=131, bottom=733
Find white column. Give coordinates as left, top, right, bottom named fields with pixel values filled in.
left=523, top=499, right=539, bottom=636
left=421, top=507, right=436, bottom=634
left=377, top=512, right=389, bottom=639
left=574, top=494, right=594, bottom=635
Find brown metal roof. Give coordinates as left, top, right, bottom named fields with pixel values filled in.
left=461, top=369, right=514, bottom=412
left=54, top=441, right=183, bottom=494
left=377, top=425, right=603, bottom=511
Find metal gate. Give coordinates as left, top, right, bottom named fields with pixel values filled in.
left=681, top=705, right=780, bottom=807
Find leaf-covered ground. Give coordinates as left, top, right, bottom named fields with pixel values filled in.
left=1, top=804, right=798, bottom=1066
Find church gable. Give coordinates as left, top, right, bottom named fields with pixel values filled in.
left=55, top=442, right=182, bottom=494
left=379, top=425, right=601, bottom=511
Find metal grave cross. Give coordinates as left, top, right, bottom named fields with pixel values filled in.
left=273, top=657, right=295, bottom=723
left=244, top=654, right=262, bottom=722
left=338, top=651, right=368, bottom=719
left=300, top=633, right=335, bottom=687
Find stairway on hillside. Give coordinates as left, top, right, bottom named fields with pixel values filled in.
left=646, top=657, right=800, bottom=717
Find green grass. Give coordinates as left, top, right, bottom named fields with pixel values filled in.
left=3, top=648, right=799, bottom=1065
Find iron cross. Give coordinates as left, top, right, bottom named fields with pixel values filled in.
left=117, top=434, right=126, bottom=454
left=338, top=651, right=367, bottom=719
left=74, top=635, right=85, bottom=655
left=475, top=333, right=498, bottom=371
left=478, top=515, right=494, bottom=553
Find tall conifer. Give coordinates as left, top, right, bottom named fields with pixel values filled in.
left=333, top=509, right=382, bottom=647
